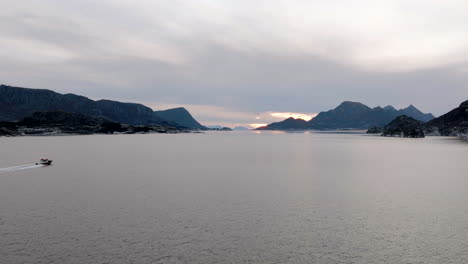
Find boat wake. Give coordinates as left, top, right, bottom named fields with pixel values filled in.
left=0, top=164, right=45, bottom=174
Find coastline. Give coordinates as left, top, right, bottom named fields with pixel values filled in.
left=0, top=126, right=194, bottom=137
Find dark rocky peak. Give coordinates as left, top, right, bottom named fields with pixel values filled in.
left=335, top=101, right=371, bottom=111
left=383, top=105, right=397, bottom=111
left=425, top=99, right=468, bottom=133
left=154, top=107, right=206, bottom=129
left=168, top=107, right=188, bottom=112
left=386, top=115, right=423, bottom=127
left=257, top=117, right=307, bottom=130
left=157, top=107, right=191, bottom=117
left=382, top=115, right=425, bottom=138
left=460, top=100, right=468, bottom=108
left=278, top=117, right=308, bottom=125
left=0, top=84, right=60, bottom=104
left=401, top=104, right=419, bottom=113
left=63, top=93, right=91, bottom=101
left=1, top=84, right=49, bottom=92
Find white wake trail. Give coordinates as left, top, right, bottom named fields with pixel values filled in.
left=0, top=164, right=45, bottom=173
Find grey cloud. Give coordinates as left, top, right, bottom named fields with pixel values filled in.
left=1, top=0, right=468, bottom=124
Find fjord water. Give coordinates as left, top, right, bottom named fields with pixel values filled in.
left=1, top=132, right=467, bottom=264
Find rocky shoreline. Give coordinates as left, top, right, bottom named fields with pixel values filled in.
left=381, top=115, right=425, bottom=138
left=0, top=111, right=191, bottom=137
left=367, top=100, right=468, bottom=139
left=0, top=126, right=189, bottom=137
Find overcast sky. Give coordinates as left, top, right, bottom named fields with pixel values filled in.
left=1, top=0, right=468, bottom=127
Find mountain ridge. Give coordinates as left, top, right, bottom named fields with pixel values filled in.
left=0, top=84, right=205, bottom=129
left=258, top=117, right=308, bottom=130
left=154, top=107, right=206, bottom=129
left=259, top=101, right=435, bottom=130
left=372, top=100, right=467, bottom=138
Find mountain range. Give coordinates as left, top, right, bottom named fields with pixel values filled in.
left=3, top=84, right=463, bottom=135
left=259, top=101, right=435, bottom=130
left=424, top=100, right=468, bottom=136
left=376, top=100, right=468, bottom=138
left=0, top=84, right=206, bottom=129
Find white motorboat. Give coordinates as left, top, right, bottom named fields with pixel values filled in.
left=38, top=158, right=52, bottom=165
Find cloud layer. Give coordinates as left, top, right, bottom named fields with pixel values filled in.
left=1, top=0, right=468, bottom=126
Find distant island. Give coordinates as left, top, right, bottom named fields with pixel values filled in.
left=233, top=126, right=249, bottom=131
left=206, top=126, right=233, bottom=131
left=258, top=100, right=467, bottom=139
left=258, top=101, right=434, bottom=130
left=206, top=126, right=249, bottom=131
left=0, top=84, right=207, bottom=136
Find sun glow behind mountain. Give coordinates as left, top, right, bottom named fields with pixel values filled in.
left=249, top=123, right=268, bottom=129
left=147, top=102, right=318, bottom=129
left=270, top=112, right=317, bottom=121
left=1, top=0, right=468, bottom=121
left=249, top=112, right=318, bottom=129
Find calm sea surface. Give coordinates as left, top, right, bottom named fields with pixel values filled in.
left=1, top=131, right=468, bottom=264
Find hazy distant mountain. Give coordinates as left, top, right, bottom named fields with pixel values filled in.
left=383, top=105, right=397, bottom=111
left=398, top=105, right=434, bottom=122
left=308, top=101, right=434, bottom=129
left=154, top=107, right=206, bottom=129
left=0, top=84, right=204, bottom=129
left=257, top=117, right=308, bottom=130
left=233, top=126, right=249, bottom=130
left=259, top=101, right=435, bottom=130
left=207, top=125, right=232, bottom=131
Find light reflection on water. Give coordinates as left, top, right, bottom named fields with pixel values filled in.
left=0, top=132, right=467, bottom=264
